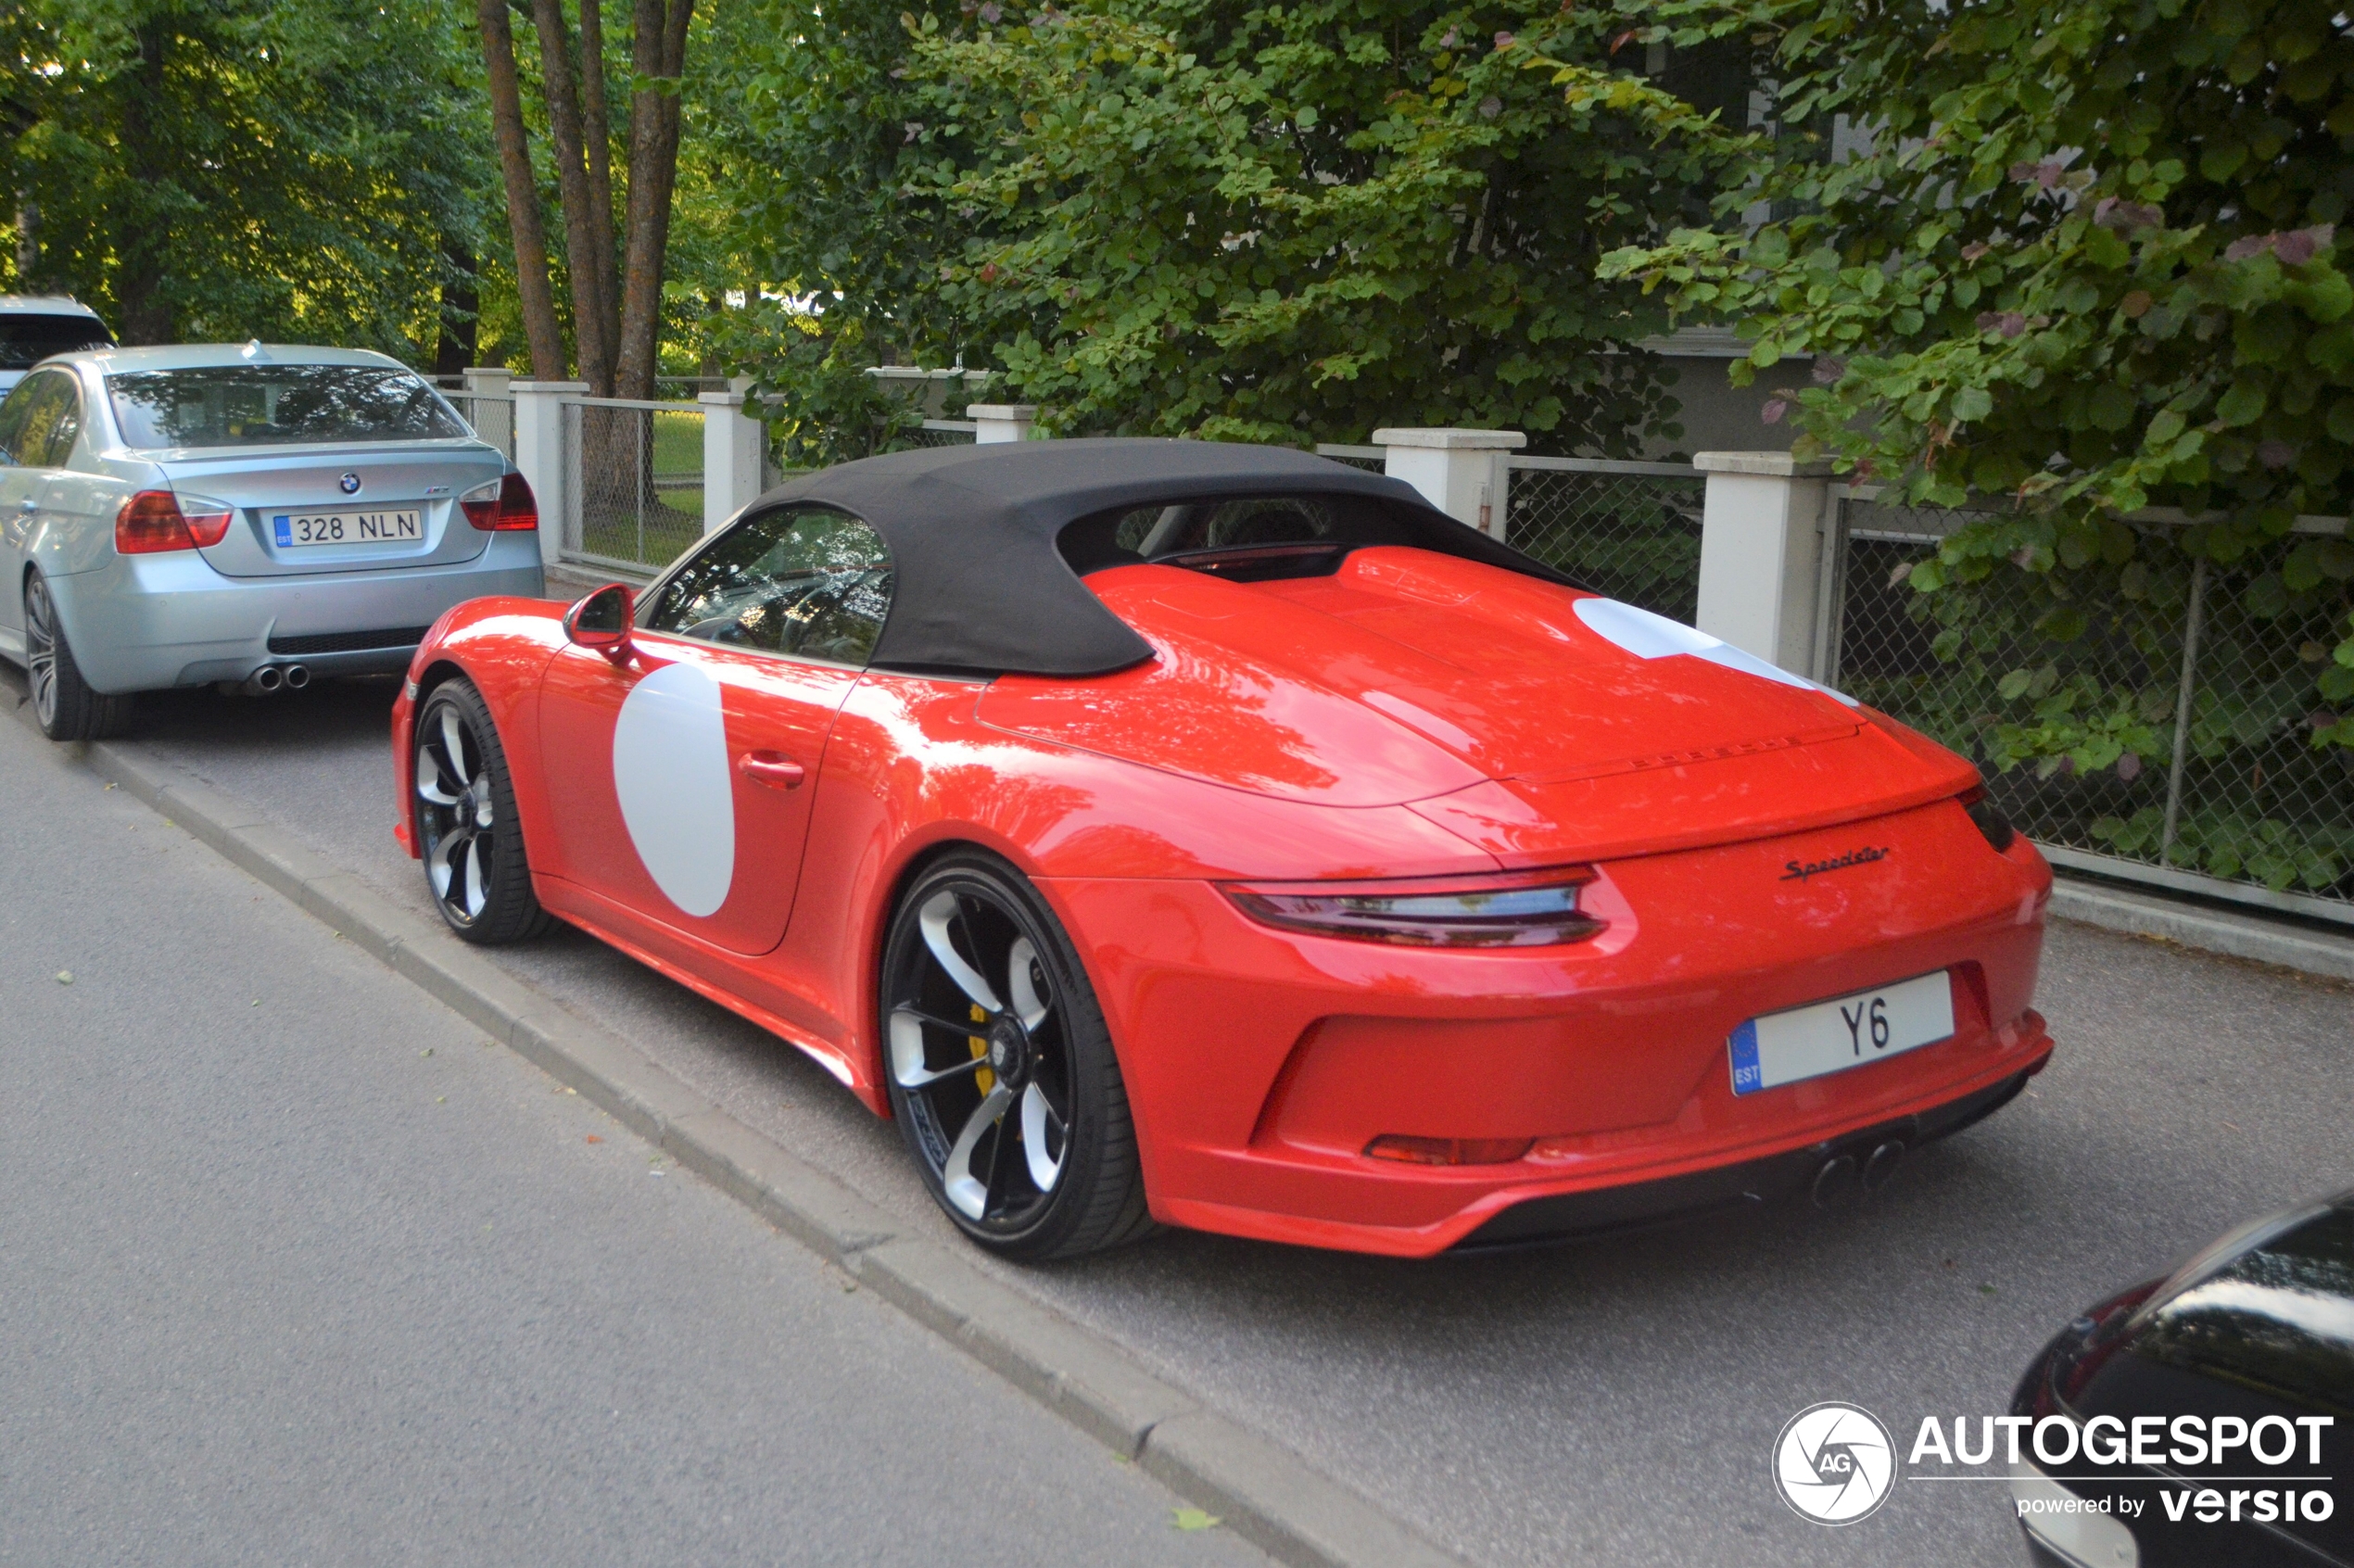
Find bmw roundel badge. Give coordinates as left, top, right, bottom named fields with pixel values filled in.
left=339, top=472, right=362, bottom=495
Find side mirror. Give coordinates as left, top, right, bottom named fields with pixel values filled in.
left=564, top=582, right=635, bottom=658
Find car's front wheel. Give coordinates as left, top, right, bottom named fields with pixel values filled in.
left=413, top=678, right=551, bottom=944
left=24, top=571, right=133, bottom=742
left=881, top=853, right=1157, bottom=1260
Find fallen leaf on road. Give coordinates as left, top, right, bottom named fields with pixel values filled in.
left=1980, top=1283, right=1998, bottom=1296
left=1171, top=1509, right=1221, bottom=1531
left=420, top=1048, right=434, bottom=1057
left=55, top=970, right=71, bottom=985
left=437, top=1095, right=447, bottom=1104
left=585, top=1135, right=602, bottom=1144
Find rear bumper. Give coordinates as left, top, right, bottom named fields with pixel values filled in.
left=1045, top=797, right=2056, bottom=1257
left=1453, top=1059, right=2039, bottom=1249
left=42, top=535, right=543, bottom=691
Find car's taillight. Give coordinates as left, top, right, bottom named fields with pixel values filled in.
left=116, top=489, right=233, bottom=554
left=1958, top=786, right=2018, bottom=853
left=460, top=472, right=538, bottom=531
left=1365, top=1135, right=1535, bottom=1166
left=1221, top=866, right=1603, bottom=948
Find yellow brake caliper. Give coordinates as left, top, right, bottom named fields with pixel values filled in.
left=968, top=1003, right=994, bottom=1095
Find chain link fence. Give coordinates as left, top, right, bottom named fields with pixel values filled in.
left=563, top=398, right=705, bottom=574
left=1504, top=458, right=1707, bottom=624
left=1825, top=495, right=2354, bottom=923
left=1313, top=444, right=1387, bottom=474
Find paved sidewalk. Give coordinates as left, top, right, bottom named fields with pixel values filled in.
left=0, top=699, right=1267, bottom=1567
left=29, top=674, right=2354, bottom=1568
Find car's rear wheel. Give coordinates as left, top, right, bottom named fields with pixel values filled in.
left=24, top=571, right=133, bottom=742
left=881, top=853, right=1157, bottom=1260
left=413, top=678, right=551, bottom=944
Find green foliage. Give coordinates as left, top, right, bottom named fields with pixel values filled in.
left=1564, top=0, right=2354, bottom=764
left=705, top=297, right=936, bottom=468
left=3, top=0, right=493, bottom=357
left=708, top=0, right=1753, bottom=449
left=899, top=0, right=1742, bottom=446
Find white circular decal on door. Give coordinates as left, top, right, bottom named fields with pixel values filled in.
left=612, top=660, right=736, bottom=917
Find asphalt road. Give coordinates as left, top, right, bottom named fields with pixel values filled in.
left=0, top=690, right=1271, bottom=1566
left=29, top=672, right=2354, bottom=1568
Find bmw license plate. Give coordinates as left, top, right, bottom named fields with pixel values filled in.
left=1728, top=971, right=1955, bottom=1095
left=272, top=509, right=422, bottom=548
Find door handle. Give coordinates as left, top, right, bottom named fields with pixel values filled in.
left=736, top=751, right=806, bottom=790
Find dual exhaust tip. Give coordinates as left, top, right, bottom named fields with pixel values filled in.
left=241, top=663, right=311, bottom=696
left=1811, top=1139, right=1907, bottom=1209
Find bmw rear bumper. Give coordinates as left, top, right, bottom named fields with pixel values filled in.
left=41, top=534, right=543, bottom=692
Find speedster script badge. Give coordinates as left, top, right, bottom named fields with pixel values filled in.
left=1782, top=846, right=1892, bottom=883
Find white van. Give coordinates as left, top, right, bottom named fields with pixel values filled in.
left=0, top=297, right=115, bottom=396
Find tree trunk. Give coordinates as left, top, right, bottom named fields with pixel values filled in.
left=614, top=0, right=692, bottom=399
left=476, top=0, right=563, bottom=378
left=435, top=235, right=480, bottom=375
left=531, top=0, right=614, bottom=395
left=114, top=21, right=174, bottom=345
left=577, top=0, right=622, bottom=368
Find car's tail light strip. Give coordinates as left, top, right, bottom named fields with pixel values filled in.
left=1221, top=865, right=1604, bottom=948
left=460, top=472, right=538, bottom=531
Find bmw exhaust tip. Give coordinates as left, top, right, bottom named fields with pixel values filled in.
left=282, top=664, right=310, bottom=690
left=247, top=664, right=285, bottom=695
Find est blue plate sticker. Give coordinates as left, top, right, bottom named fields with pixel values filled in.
left=272, top=515, right=292, bottom=546
left=1728, top=1019, right=1764, bottom=1095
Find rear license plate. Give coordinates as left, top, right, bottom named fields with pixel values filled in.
left=1728, top=970, right=1955, bottom=1095
left=272, top=509, right=422, bottom=548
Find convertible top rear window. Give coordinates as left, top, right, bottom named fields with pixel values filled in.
left=108, top=364, right=469, bottom=449
left=1060, top=493, right=1419, bottom=581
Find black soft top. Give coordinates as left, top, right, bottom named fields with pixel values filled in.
left=756, top=437, right=1569, bottom=677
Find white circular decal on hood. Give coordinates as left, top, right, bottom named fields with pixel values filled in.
left=1572, top=597, right=1860, bottom=706
left=613, top=660, right=736, bottom=917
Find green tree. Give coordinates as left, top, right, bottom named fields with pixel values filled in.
left=708, top=0, right=1748, bottom=450
left=1568, top=0, right=2354, bottom=759
left=3, top=0, right=494, bottom=357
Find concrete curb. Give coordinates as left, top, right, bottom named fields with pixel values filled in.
left=2051, top=877, right=2354, bottom=986
left=47, top=724, right=1468, bottom=1568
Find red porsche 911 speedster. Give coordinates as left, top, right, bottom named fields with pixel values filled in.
left=390, top=440, right=2053, bottom=1260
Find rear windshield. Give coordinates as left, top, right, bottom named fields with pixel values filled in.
left=106, top=364, right=468, bottom=449
left=0, top=313, right=113, bottom=371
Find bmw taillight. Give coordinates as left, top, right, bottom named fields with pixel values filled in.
left=116, top=490, right=234, bottom=554
left=460, top=473, right=538, bottom=531
left=1221, top=866, right=1603, bottom=948
left=1959, top=786, right=2017, bottom=853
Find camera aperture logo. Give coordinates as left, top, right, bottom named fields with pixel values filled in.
left=1774, top=1402, right=1898, bottom=1524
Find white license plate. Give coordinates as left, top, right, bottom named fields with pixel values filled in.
left=272, top=509, right=422, bottom=548
left=1728, top=970, right=1955, bottom=1095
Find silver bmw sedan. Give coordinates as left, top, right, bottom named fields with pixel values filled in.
left=0, top=343, right=543, bottom=740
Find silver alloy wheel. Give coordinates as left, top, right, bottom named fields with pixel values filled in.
left=414, top=701, right=499, bottom=928
left=887, top=884, right=1073, bottom=1229
left=23, top=575, right=58, bottom=730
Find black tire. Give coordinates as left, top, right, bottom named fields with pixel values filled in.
left=880, top=852, right=1158, bottom=1260
left=412, top=677, right=551, bottom=945
left=24, top=571, right=134, bottom=741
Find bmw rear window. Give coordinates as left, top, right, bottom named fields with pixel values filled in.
left=106, top=364, right=469, bottom=449
left=0, top=313, right=113, bottom=370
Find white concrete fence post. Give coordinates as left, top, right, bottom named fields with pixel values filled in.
left=1369, top=427, right=1526, bottom=538
left=1693, top=451, right=1836, bottom=676
left=968, top=403, right=1039, bottom=444
left=460, top=366, right=513, bottom=454
left=511, top=380, right=586, bottom=570
left=699, top=391, right=767, bottom=537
